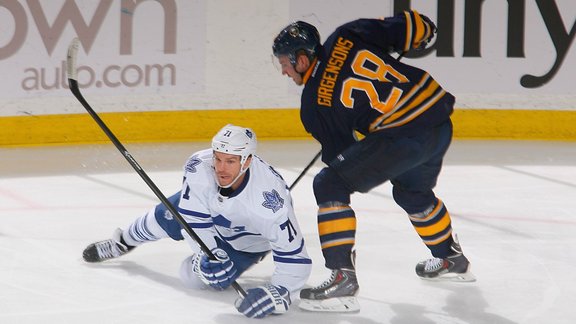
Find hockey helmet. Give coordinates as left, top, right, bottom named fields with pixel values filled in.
left=273, top=21, right=321, bottom=66
left=212, top=124, right=257, bottom=166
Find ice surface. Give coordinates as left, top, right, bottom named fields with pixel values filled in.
left=1, top=140, right=575, bottom=323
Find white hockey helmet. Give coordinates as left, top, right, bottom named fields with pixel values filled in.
left=211, top=124, right=257, bottom=166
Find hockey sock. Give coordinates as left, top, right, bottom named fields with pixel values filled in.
left=317, top=202, right=357, bottom=269
left=408, top=199, right=453, bottom=257
left=124, top=211, right=169, bottom=246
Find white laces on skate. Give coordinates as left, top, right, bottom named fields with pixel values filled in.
left=424, top=257, right=445, bottom=272
left=313, top=270, right=339, bottom=289
left=94, top=240, right=124, bottom=259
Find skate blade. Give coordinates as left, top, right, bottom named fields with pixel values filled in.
left=298, top=296, right=360, bottom=313
left=420, top=271, right=477, bottom=282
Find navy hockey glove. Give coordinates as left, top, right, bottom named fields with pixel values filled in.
left=235, top=284, right=291, bottom=318
left=198, top=248, right=238, bottom=290
left=416, top=13, right=437, bottom=50
left=403, top=10, right=437, bottom=51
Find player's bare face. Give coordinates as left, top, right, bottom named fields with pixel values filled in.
left=213, top=151, right=246, bottom=189
left=278, top=56, right=304, bottom=85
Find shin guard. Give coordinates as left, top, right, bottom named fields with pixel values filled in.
left=317, top=202, right=357, bottom=269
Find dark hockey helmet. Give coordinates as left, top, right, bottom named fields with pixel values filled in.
left=273, top=21, right=321, bottom=66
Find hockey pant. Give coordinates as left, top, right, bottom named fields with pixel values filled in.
left=314, top=120, right=456, bottom=269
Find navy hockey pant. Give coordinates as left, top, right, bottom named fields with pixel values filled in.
left=314, top=119, right=455, bottom=263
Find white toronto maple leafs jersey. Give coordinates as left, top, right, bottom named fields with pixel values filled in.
left=177, top=149, right=311, bottom=292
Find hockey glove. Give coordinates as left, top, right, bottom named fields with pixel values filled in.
left=197, top=248, right=239, bottom=290
left=404, top=10, right=437, bottom=51
left=417, top=13, right=437, bottom=50
left=235, top=284, right=290, bottom=318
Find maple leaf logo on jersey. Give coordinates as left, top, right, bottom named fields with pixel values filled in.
left=163, top=210, right=173, bottom=220
left=262, top=189, right=284, bottom=213
left=185, top=157, right=202, bottom=173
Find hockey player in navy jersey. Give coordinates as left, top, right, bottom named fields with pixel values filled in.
left=82, top=124, right=312, bottom=318
left=273, top=10, right=474, bottom=311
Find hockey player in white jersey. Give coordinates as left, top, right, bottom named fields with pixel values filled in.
left=82, top=124, right=312, bottom=319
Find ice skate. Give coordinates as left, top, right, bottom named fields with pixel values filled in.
left=83, top=228, right=134, bottom=263
left=298, top=268, right=360, bottom=312
left=416, top=236, right=476, bottom=282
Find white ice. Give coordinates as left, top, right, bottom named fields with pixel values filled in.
left=1, top=140, right=575, bottom=324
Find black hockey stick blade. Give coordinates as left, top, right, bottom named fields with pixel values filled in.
left=66, top=38, right=246, bottom=297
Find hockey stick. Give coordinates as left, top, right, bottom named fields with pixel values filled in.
left=288, top=52, right=406, bottom=191
left=66, top=38, right=246, bottom=297
left=289, top=150, right=321, bottom=191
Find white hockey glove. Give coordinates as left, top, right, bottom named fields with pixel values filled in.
left=234, top=284, right=290, bottom=318
left=193, top=248, right=238, bottom=290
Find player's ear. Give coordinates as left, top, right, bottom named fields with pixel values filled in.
left=296, top=53, right=310, bottom=72
left=243, top=155, right=253, bottom=169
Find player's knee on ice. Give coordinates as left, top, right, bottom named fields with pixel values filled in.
left=179, top=255, right=209, bottom=290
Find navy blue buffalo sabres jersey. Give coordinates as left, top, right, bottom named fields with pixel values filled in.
left=300, top=13, right=455, bottom=163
